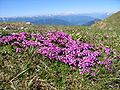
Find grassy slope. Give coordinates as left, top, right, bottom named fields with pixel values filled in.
left=92, top=11, right=120, bottom=29
left=0, top=12, right=120, bottom=90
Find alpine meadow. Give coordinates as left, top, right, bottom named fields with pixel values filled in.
left=0, top=0, right=120, bottom=90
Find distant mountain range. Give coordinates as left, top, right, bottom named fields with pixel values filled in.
left=83, top=18, right=101, bottom=26
left=0, top=13, right=111, bottom=26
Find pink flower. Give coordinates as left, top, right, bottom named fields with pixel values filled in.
left=16, top=48, right=21, bottom=53
left=91, top=72, right=96, bottom=76
left=104, top=47, right=111, bottom=55
left=0, top=31, right=115, bottom=76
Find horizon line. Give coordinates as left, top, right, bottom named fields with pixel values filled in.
left=0, top=11, right=117, bottom=18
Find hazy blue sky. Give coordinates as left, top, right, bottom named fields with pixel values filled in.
left=0, top=0, right=120, bottom=17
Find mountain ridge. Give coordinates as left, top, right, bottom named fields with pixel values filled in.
left=0, top=13, right=111, bottom=26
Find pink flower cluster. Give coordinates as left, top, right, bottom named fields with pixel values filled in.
left=0, top=31, right=113, bottom=76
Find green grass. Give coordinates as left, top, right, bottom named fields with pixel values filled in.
left=0, top=44, right=119, bottom=90
left=0, top=25, right=120, bottom=90
left=0, top=12, right=120, bottom=90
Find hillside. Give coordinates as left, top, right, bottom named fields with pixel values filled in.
left=92, top=11, right=120, bottom=29
left=0, top=12, right=120, bottom=90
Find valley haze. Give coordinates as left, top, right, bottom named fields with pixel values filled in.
left=0, top=13, right=112, bottom=26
